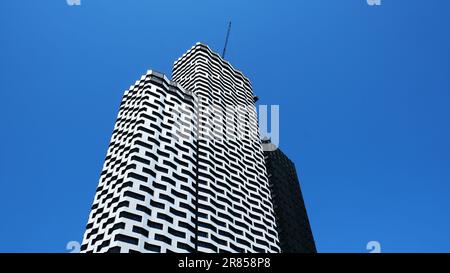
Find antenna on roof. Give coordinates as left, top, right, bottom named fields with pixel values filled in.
left=222, top=21, right=232, bottom=59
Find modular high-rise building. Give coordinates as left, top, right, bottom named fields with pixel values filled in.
left=80, top=70, right=199, bottom=253
left=80, top=43, right=280, bottom=253
left=172, top=43, right=280, bottom=253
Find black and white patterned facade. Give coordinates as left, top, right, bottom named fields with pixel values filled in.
left=81, top=43, right=280, bottom=253
left=81, top=71, right=198, bottom=253
left=173, top=43, right=280, bottom=253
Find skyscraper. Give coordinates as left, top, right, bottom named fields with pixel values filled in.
left=80, top=43, right=280, bottom=253
left=80, top=71, right=198, bottom=253
left=173, top=43, right=279, bottom=253
left=263, top=140, right=317, bottom=253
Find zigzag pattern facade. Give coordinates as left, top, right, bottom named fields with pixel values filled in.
left=173, top=43, right=280, bottom=253
left=81, top=43, right=280, bottom=253
left=81, top=71, right=198, bottom=253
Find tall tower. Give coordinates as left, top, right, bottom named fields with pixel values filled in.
left=173, top=43, right=280, bottom=253
left=81, top=43, right=280, bottom=253
left=263, top=140, right=317, bottom=253
left=80, top=71, right=198, bottom=253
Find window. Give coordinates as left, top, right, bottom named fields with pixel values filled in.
left=114, top=234, right=139, bottom=245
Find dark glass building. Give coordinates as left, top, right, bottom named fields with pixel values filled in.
left=263, top=141, right=317, bottom=253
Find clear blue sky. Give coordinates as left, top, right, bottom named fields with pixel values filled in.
left=1, top=0, right=450, bottom=253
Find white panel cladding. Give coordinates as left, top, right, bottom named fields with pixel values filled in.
left=173, top=43, right=281, bottom=253
left=81, top=70, right=198, bottom=253
left=82, top=43, right=280, bottom=253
